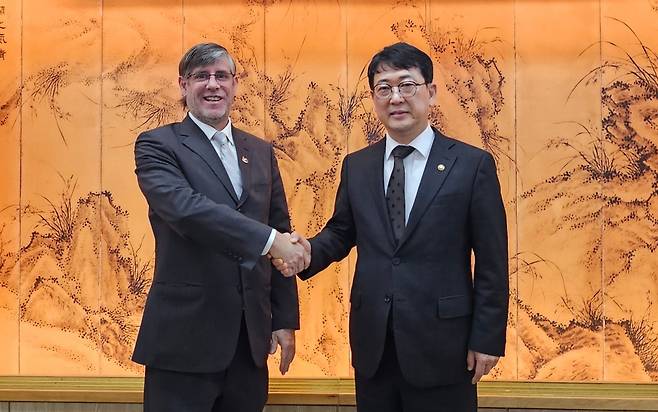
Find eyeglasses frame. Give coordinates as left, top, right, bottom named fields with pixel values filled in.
left=372, top=80, right=428, bottom=100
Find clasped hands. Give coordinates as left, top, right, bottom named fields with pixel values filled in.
left=268, top=231, right=311, bottom=277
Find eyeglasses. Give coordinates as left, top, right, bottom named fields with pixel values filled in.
left=373, top=81, right=427, bottom=99
left=187, top=71, right=235, bottom=84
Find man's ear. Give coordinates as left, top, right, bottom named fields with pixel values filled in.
left=428, top=83, right=438, bottom=105
left=178, top=76, right=188, bottom=98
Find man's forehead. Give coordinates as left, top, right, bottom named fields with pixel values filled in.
left=193, top=57, right=233, bottom=71
left=373, top=64, right=422, bottom=83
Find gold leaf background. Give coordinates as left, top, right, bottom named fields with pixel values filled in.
left=0, top=0, right=656, bottom=382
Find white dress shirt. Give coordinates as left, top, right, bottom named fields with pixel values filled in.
left=383, top=124, right=434, bottom=224
left=189, top=112, right=276, bottom=255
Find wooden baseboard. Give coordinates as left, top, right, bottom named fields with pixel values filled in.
left=0, top=377, right=656, bottom=410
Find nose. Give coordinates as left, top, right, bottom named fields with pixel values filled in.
left=206, top=74, right=220, bottom=88
left=389, top=87, right=404, bottom=103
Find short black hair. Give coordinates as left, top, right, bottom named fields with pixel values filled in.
left=367, top=42, right=433, bottom=89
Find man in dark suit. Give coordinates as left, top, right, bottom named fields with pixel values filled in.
left=132, top=43, right=307, bottom=412
left=278, top=42, right=509, bottom=412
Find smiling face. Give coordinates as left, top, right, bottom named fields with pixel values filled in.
left=371, top=64, right=436, bottom=144
left=178, top=57, right=238, bottom=130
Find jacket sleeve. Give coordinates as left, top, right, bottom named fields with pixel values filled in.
left=467, top=152, right=509, bottom=356
left=299, top=155, right=357, bottom=280
left=134, top=128, right=272, bottom=271
left=267, top=147, right=300, bottom=330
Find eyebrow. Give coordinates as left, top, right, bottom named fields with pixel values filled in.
left=375, top=74, right=416, bottom=85
left=194, top=70, right=232, bottom=73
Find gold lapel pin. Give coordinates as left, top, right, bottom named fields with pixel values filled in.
left=437, top=164, right=446, bottom=172
left=241, top=156, right=249, bottom=164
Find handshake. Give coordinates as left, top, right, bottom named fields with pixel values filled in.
left=268, top=231, right=311, bottom=277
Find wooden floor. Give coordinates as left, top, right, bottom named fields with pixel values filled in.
left=0, top=405, right=654, bottom=412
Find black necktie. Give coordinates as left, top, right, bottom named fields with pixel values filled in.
left=386, top=145, right=415, bottom=244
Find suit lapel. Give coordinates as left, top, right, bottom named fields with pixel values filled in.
left=398, top=129, right=456, bottom=248
left=179, top=115, right=240, bottom=204
left=232, top=127, right=251, bottom=207
left=365, top=139, right=397, bottom=248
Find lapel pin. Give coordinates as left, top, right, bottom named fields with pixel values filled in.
left=241, top=156, right=249, bottom=164
left=437, top=164, right=446, bottom=172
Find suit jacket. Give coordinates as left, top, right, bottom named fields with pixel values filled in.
left=301, top=128, right=508, bottom=387
left=132, top=115, right=299, bottom=373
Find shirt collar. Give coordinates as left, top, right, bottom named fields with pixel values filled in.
left=385, top=124, right=434, bottom=160
left=188, top=112, right=234, bottom=145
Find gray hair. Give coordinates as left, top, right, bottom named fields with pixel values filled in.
left=178, top=42, right=236, bottom=77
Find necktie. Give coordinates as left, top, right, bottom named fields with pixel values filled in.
left=386, top=145, right=415, bottom=244
left=213, top=131, right=243, bottom=198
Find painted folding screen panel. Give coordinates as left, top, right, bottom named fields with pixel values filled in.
left=0, top=0, right=656, bottom=382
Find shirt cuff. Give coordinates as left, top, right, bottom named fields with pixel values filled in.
left=261, top=229, right=276, bottom=255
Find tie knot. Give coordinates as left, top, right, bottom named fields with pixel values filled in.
left=214, top=131, right=228, bottom=146
left=391, top=145, right=414, bottom=159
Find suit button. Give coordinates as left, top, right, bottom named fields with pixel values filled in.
left=392, top=258, right=400, bottom=265
left=238, top=208, right=242, bottom=212
left=237, top=256, right=243, bottom=262
left=384, top=295, right=391, bottom=303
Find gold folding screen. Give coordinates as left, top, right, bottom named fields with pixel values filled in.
left=0, top=0, right=656, bottom=383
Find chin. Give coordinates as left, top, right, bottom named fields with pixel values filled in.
left=203, top=112, right=227, bottom=122
left=388, top=117, right=411, bottom=126
left=389, top=124, right=413, bottom=134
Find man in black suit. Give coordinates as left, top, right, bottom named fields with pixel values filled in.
left=278, top=42, right=509, bottom=411
left=132, top=43, right=307, bottom=412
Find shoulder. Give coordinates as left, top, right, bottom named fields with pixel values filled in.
left=436, top=131, right=495, bottom=164
left=345, top=139, right=385, bottom=163
left=232, top=126, right=273, bottom=150
left=136, top=121, right=183, bottom=144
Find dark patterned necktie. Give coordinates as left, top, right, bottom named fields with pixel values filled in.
left=386, top=145, right=415, bottom=244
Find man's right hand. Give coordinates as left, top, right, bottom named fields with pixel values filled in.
left=270, top=231, right=311, bottom=277
left=269, top=231, right=309, bottom=277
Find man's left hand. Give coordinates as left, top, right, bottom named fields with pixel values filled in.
left=466, top=350, right=499, bottom=384
left=270, top=329, right=295, bottom=375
